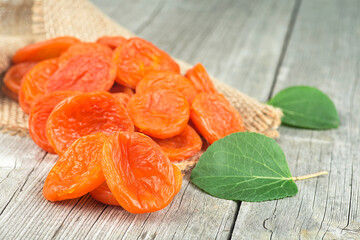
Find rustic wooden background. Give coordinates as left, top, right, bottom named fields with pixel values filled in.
left=0, top=0, right=359, bottom=239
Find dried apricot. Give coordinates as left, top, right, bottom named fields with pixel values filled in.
left=127, top=88, right=189, bottom=139
left=43, top=133, right=107, bottom=201
left=4, top=62, right=37, bottom=94
left=153, top=125, right=202, bottom=162
left=12, top=36, right=80, bottom=64
left=109, top=82, right=134, bottom=96
left=113, top=37, right=180, bottom=88
left=46, top=53, right=116, bottom=93
left=191, top=93, right=245, bottom=144
left=185, top=63, right=216, bottom=93
left=96, top=36, right=126, bottom=50
left=90, top=182, right=120, bottom=206
left=91, top=164, right=182, bottom=206
left=19, top=58, right=59, bottom=114
left=29, top=91, right=81, bottom=154
left=112, top=92, right=130, bottom=108
left=136, top=70, right=197, bottom=104
left=172, top=164, right=183, bottom=195
left=46, top=91, right=134, bottom=155
left=59, top=42, right=113, bottom=65
left=102, top=131, right=182, bottom=213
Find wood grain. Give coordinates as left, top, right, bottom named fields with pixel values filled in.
left=232, top=0, right=360, bottom=239
left=95, top=0, right=296, bottom=102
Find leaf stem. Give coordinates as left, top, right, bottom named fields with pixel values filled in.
left=292, top=171, right=328, bottom=181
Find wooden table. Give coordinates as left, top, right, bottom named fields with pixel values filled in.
left=1, top=0, right=359, bottom=239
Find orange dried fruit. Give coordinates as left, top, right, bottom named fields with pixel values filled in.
left=153, top=125, right=202, bottom=162
left=12, top=36, right=80, bottom=64
left=172, top=164, right=183, bottom=195
left=127, top=88, right=189, bottom=139
left=102, top=131, right=182, bottom=213
left=96, top=36, right=127, bottom=50
left=43, top=133, right=107, bottom=201
left=111, top=92, right=130, bottom=108
left=90, top=182, right=120, bottom=206
left=109, top=82, right=134, bottom=96
left=29, top=91, right=81, bottom=154
left=136, top=70, right=197, bottom=104
left=59, top=42, right=113, bottom=65
left=4, top=62, right=37, bottom=95
left=19, top=58, right=59, bottom=114
left=91, top=164, right=182, bottom=206
left=185, top=63, right=217, bottom=93
left=191, top=93, right=245, bottom=144
left=46, top=91, right=134, bottom=155
left=46, top=53, right=116, bottom=93
left=113, top=37, right=180, bottom=88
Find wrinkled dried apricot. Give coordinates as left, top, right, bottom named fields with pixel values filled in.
left=109, top=82, right=134, bottom=96
left=172, top=164, right=183, bottom=195
left=185, top=63, right=216, bottom=93
left=46, top=53, right=116, bottom=93
left=59, top=42, right=113, bottom=65
left=91, top=164, right=182, bottom=206
left=12, top=36, right=80, bottom=64
left=153, top=125, right=202, bottom=162
left=19, top=58, right=59, bottom=114
left=191, top=93, right=245, bottom=144
left=96, top=36, right=126, bottom=50
left=46, top=91, right=134, bottom=154
left=127, top=88, right=189, bottom=139
left=29, top=91, right=81, bottom=154
left=90, top=182, right=120, bottom=206
left=4, top=62, right=37, bottom=95
left=112, top=92, right=130, bottom=108
left=136, top=70, right=197, bottom=104
left=113, top=37, right=180, bottom=88
left=43, top=133, right=107, bottom=201
left=102, top=131, right=182, bottom=213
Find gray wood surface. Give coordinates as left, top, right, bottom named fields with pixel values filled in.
left=96, top=0, right=295, bottom=102
left=232, top=0, right=360, bottom=239
left=1, top=0, right=359, bottom=239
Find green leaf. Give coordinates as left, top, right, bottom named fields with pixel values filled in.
left=191, top=132, right=298, bottom=202
left=268, top=86, right=339, bottom=129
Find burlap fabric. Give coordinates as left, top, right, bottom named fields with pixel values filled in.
left=0, top=0, right=282, bottom=170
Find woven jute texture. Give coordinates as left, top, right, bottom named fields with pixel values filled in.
left=0, top=0, right=282, bottom=170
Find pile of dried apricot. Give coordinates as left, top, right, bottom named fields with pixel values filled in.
left=3, top=36, right=245, bottom=213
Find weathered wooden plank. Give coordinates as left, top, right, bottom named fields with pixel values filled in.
left=0, top=0, right=295, bottom=239
left=89, top=0, right=166, bottom=33
left=0, top=134, right=47, bottom=215
left=232, top=0, right=360, bottom=239
left=92, top=0, right=296, bottom=102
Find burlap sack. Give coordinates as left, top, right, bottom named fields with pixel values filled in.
left=0, top=0, right=282, bottom=171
